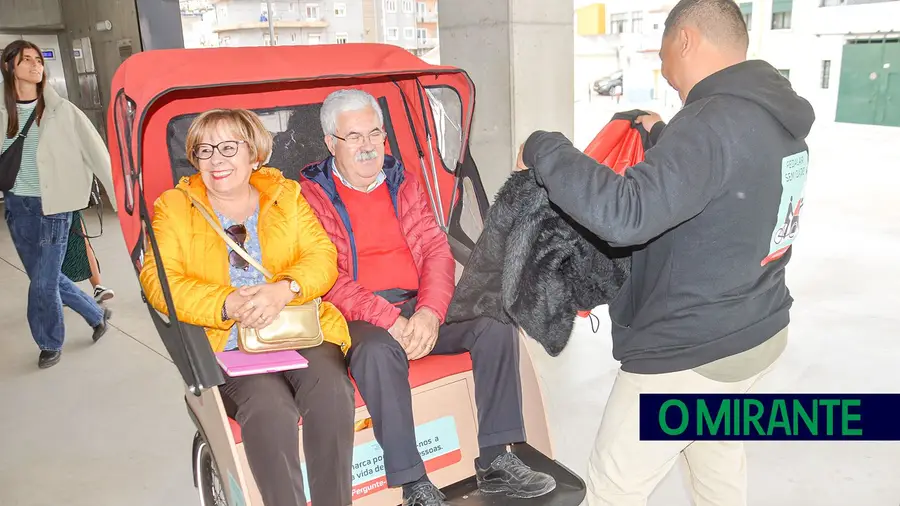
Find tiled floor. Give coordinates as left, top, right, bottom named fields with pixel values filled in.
left=0, top=101, right=898, bottom=506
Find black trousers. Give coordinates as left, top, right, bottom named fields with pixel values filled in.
left=220, top=342, right=355, bottom=506
left=347, top=300, right=526, bottom=487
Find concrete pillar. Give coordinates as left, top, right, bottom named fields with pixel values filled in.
left=0, top=0, right=64, bottom=31
left=438, top=0, right=575, bottom=200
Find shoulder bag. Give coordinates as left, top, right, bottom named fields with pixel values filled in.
left=0, top=109, right=38, bottom=192
left=183, top=190, right=324, bottom=353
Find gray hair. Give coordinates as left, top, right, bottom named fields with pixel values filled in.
left=320, top=89, right=384, bottom=136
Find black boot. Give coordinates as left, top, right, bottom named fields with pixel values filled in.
left=38, top=350, right=61, bottom=369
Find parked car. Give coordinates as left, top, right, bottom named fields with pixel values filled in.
left=593, top=70, right=623, bottom=96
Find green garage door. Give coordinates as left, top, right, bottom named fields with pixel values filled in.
left=835, top=38, right=900, bottom=128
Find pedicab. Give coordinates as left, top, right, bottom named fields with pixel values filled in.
left=106, top=43, right=586, bottom=506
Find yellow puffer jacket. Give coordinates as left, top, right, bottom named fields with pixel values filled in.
left=138, top=167, right=350, bottom=354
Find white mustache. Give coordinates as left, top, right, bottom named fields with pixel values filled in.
left=356, top=149, right=378, bottom=162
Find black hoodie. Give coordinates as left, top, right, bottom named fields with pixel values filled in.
left=522, top=60, right=815, bottom=374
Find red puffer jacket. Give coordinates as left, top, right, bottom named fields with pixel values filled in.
left=299, top=155, right=456, bottom=329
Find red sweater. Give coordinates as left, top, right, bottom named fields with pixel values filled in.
left=333, top=182, right=420, bottom=293
left=300, top=158, right=456, bottom=330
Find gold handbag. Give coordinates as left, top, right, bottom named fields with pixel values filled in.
left=186, top=192, right=325, bottom=353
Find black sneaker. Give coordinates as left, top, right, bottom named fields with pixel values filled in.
left=93, top=285, right=115, bottom=303
left=475, top=451, right=557, bottom=498
left=92, top=307, right=112, bottom=342
left=402, top=481, right=448, bottom=506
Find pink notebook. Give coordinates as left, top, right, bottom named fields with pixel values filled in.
left=215, top=350, right=309, bottom=377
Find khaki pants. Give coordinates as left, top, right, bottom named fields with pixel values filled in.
left=585, top=353, right=781, bottom=506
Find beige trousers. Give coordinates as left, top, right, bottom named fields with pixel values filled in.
left=585, top=355, right=781, bottom=506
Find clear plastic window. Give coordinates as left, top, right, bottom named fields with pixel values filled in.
left=425, top=86, right=463, bottom=173
left=114, top=91, right=136, bottom=214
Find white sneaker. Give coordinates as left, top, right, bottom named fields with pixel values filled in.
left=93, top=285, right=115, bottom=303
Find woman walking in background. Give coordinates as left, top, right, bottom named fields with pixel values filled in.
left=0, top=39, right=115, bottom=369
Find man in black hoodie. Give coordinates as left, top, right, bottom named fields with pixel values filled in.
left=517, top=0, right=815, bottom=504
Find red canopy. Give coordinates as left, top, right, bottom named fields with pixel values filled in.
left=106, top=43, right=479, bottom=271
left=111, top=43, right=472, bottom=116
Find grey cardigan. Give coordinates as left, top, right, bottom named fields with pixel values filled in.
left=0, top=85, right=116, bottom=215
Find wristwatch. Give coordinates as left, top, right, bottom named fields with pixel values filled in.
left=287, top=279, right=301, bottom=295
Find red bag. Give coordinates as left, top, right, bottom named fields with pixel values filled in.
left=583, top=110, right=650, bottom=174
left=576, top=110, right=650, bottom=319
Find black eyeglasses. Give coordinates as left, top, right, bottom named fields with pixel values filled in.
left=225, top=224, right=249, bottom=270
left=193, top=140, right=247, bottom=160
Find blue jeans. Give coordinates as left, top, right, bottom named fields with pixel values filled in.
left=4, top=193, right=104, bottom=351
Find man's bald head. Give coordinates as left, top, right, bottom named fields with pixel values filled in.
left=658, top=0, right=749, bottom=103
left=664, top=0, right=749, bottom=54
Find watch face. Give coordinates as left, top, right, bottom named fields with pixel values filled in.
left=290, top=280, right=301, bottom=293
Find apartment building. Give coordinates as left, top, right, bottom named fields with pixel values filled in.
left=574, top=0, right=679, bottom=106
left=415, top=0, right=439, bottom=55
left=741, top=0, right=899, bottom=127
left=372, top=0, right=421, bottom=52
left=575, top=0, right=900, bottom=127
left=180, top=0, right=437, bottom=54
left=192, top=0, right=359, bottom=47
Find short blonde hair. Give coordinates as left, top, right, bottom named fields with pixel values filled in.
left=185, top=108, right=273, bottom=169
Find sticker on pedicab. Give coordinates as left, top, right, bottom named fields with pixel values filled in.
left=300, top=416, right=462, bottom=503
left=227, top=470, right=246, bottom=506
left=762, top=150, right=808, bottom=267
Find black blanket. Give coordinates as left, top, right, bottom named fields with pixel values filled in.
left=445, top=170, right=632, bottom=356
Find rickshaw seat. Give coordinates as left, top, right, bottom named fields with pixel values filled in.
left=227, top=352, right=474, bottom=445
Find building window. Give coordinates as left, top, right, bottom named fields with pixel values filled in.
left=387, top=27, right=399, bottom=40
left=821, top=60, right=831, bottom=88
left=417, top=28, right=427, bottom=41
left=403, top=0, right=414, bottom=13
left=308, top=33, right=321, bottom=44
left=771, top=0, right=792, bottom=29
left=336, top=32, right=348, bottom=44
left=305, top=3, right=319, bottom=20
left=610, top=13, right=628, bottom=34
left=404, top=27, right=415, bottom=39
left=385, top=0, right=397, bottom=13
left=263, top=32, right=279, bottom=46
left=771, top=11, right=791, bottom=29
left=334, top=2, right=346, bottom=16
left=631, top=12, right=643, bottom=33
left=778, top=69, right=790, bottom=80
left=820, top=0, right=844, bottom=6
left=417, top=1, right=426, bottom=15
left=740, top=2, right=752, bottom=28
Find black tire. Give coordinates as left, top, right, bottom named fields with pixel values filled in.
left=194, top=435, right=228, bottom=506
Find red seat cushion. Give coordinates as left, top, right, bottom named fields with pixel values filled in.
left=228, top=353, right=473, bottom=444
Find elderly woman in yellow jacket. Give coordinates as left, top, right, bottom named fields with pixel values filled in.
left=139, top=108, right=354, bottom=506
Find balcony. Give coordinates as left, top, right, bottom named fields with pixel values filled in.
left=416, top=11, right=439, bottom=23
left=179, top=0, right=213, bottom=16
left=213, top=18, right=329, bottom=33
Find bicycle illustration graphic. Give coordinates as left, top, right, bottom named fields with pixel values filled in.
left=774, top=197, right=803, bottom=245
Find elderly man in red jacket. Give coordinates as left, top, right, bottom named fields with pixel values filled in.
left=300, top=89, right=556, bottom=506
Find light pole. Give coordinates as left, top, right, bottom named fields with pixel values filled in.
left=265, top=0, right=276, bottom=45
